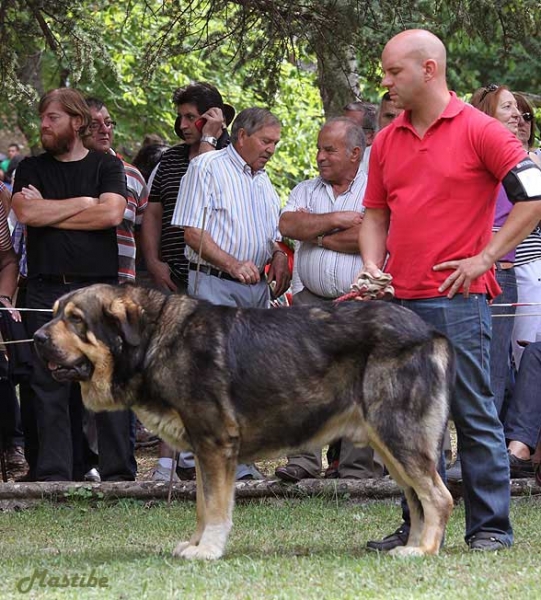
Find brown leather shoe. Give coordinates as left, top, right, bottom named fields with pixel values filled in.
left=6, top=446, right=27, bottom=470
left=275, top=464, right=313, bottom=482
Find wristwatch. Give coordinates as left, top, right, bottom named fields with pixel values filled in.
left=317, top=234, right=325, bottom=248
left=200, top=135, right=218, bottom=148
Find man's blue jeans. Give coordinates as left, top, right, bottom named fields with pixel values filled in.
left=396, top=294, right=513, bottom=545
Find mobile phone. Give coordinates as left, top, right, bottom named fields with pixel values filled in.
left=195, top=118, right=207, bottom=133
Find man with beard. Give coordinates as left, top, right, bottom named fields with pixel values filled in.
left=11, top=88, right=128, bottom=482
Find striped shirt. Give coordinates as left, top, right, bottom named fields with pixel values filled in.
left=117, top=159, right=148, bottom=282
left=148, top=144, right=191, bottom=283
left=281, top=169, right=366, bottom=297
left=0, top=185, right=12, bottom=251
left=514, top=228, right=541, bottom=267
left=172, top=144, right=281, bottom=271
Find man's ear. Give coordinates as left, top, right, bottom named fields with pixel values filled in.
left=351, top=145, right=362, bottom=163
left=423, top=58, right=437, bottom=82
left=104, top=297, right=142, bottom=346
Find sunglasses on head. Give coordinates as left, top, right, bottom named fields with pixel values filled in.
left=521, top=112, right=534, bottom=122
left=480, top=83, right=499, bottom=103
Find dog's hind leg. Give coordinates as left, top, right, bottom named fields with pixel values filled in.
left=389, top=470, right=452, bottom=558
left=174, top=449, right=237, bottom=561
left=172, top=456, right=206, bottom=555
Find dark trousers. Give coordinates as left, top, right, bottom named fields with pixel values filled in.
left=504, top=342, right=541, bottom=450
left=490, top=266, right=517, bottom=417
left=0, top=377, right=24, bottom=448
left=26, top=278, right=135, bottom=481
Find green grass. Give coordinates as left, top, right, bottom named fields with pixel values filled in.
left=1, top=496, right=540, bottom=599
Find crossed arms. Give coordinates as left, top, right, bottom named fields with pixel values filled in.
left=12, top=184, right=125, bottom=230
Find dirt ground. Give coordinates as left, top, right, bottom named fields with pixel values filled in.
left=1, top=442, right=289, bottom=483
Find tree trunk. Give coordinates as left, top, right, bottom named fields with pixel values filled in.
left=0, top=477, right=538, bottom=502
left=315, top=41, right=359, bottom=117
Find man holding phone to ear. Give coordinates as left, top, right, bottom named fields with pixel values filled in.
left=141, top=82, right=234, bottom=297
left=141, top=82, right=235, bottom=483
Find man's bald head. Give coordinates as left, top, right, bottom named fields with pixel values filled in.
left=383, top=29, right=447, bottom=78
left=381, top=29, right=449, bottom=112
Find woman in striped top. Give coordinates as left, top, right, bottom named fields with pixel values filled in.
left=511, top=93, right=541, bottom=369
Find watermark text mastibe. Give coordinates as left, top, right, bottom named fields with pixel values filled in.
left=16, top=568, right=109, bottom=593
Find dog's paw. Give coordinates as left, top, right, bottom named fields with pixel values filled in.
left=176, top=542, right=223, bottom=561
left=389, top=546, right=425, bottom=558
left=172, top=541, right=193, bottom=557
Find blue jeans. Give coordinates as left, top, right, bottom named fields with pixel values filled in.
left=490, top=267, right=517, bottom=417
left=396, top=295, right=513, bottom=545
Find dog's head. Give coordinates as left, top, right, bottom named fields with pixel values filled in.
left=34, top=283, right=146, bottom=383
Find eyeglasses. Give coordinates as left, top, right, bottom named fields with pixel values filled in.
left=521, top=112, right=534, bottom=122
left=89, top=120, right=116, bottom=131
left=479, top=84, right=499, bottom=103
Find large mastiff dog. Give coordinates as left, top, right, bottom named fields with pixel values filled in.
left=34, top=284, right=454, bottom=560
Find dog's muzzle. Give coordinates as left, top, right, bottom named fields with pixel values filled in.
left=33, top=326, right=93, bottom=382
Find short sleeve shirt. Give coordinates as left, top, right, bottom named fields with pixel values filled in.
left=364, top=92, right=526, bottom=299
left=13, top=151, right=127, bottom=278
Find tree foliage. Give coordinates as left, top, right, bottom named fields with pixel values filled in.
left=1, top=0, right=541, bottom=195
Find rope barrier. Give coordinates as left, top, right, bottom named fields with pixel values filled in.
left=1, top=301, right=541, bottom=348
left=0, top=307, right=53, bottom=312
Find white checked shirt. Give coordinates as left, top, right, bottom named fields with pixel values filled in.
left=171, top=145, right=281, bottom=271
left=281, top=168, right=366, bottom=297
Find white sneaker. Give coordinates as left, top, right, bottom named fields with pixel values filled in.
left=84, top=468, right=101, bottom=483
left=151, top=464, right=180, bottom=482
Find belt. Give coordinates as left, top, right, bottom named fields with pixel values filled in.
left=32, top=274, right=118, bottom=285
left=496, top=261, right=514, bottom=271
left=189, top=263, right=265, bottom=283
left=189, top=263, right=237, bottom=282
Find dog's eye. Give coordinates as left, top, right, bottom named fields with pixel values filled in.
left=68, top=314, right=84, bottom=325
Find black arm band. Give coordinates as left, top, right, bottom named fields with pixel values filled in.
left=502, top=158, right=541, bottom=203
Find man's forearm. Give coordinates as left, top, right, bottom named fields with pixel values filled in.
left=279, top=212, right=340, bottom=240
left=320, top=226, right=361, bottom=254
left=184, top=227, right=237, bottom=272
left=140, top=204, right=163, bottom=267
left=12, top=195, right=96, bottom=227
left=0, top=249, right=18, bottom=298
left=53, top=205, right=124, bottom=230
left=358, top=208, right=390, bottom=269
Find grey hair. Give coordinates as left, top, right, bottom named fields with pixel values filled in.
left=322, top=117, right=366, bottom=155
left=231, top=108, right=281, bottom=143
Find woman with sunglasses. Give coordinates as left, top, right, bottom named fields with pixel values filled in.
left=465, top=85, right=540, bottom=479
left=514, top=93, right=538, bottom=155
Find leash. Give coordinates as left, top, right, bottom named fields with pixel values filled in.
left=335, top=272, right=395, bottom=303
left=193, top=206, right=208, bottom=298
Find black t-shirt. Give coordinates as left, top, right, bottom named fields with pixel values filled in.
left=13, top=151, right=127, bottom=277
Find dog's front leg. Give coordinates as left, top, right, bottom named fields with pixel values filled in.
left=173, top=450, right=237, bottom=561
left=172, top=456, right=206, bottom=555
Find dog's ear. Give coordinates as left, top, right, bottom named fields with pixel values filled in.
left=104, top=296, right=142, bottom=346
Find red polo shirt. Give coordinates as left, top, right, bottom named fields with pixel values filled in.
left=364, top=92, right=527, bottom=299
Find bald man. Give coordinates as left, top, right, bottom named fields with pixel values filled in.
left=360, top=29, right=541, bottom=553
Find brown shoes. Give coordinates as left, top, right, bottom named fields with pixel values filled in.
left=6, top=446, right=27, bottom=470
left=274, top=464, right=313, bottom=482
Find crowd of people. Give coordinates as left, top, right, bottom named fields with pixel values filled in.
left=1, top=28, right=541, bottom=554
